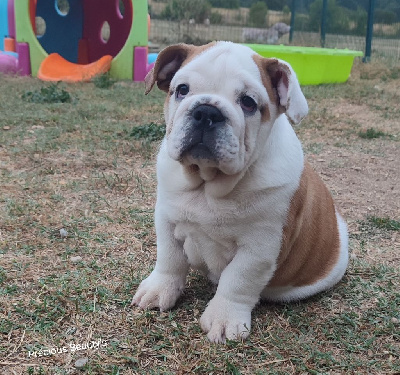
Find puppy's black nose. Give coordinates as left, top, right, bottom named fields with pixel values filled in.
left=192, top=105, right=225, bottom=129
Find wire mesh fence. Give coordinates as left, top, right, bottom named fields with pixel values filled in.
left=148, top=0, right=400, bottom=62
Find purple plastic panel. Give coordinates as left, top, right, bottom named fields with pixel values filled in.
left=83, top=0, right=133, bottom=63
left=8, top=0, right=16, bottom=38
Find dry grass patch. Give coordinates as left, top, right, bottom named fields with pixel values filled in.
left=0, top=59, right=399, bottom=374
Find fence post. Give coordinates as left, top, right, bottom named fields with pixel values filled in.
left=363, top=0, right=375, bottom=62
left=289, top=0, right=295, bottom=43
left=321, top=0, right=328, bottom=47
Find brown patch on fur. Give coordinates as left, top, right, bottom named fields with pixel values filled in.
left=150, top=43, right=218, bottom=138
left=260, top=105, right=270, bottom=124
left=252, top=55, right=290, bottom=117
left=252, top=55, right=279, bottom=108
left=268, top=162, right=340, bottom=287
left=181, top=42, right=217, bottom=67
left=145, top=43, right=217, bottom=95
left=165, top=118, right=172, bottom=137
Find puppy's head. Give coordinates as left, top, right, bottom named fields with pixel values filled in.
left=146, top=42, right=308, bottom=178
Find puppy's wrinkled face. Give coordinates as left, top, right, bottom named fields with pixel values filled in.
left=145, top=42, right=308, bottom=178
left=165, top=44, right=274, bottom=176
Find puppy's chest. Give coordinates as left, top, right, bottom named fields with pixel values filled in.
left=169, top=191, right=258, bottom=282
left=174, top=217, right=237, bottom=283
left=172, top=190, right=245, bottom=235
left=172, top=193, right=239, bottom=245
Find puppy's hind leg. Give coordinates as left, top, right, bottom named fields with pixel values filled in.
left=261, top=211, right=349, bottom=303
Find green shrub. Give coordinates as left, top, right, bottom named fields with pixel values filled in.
left=131, top=123, right=166, bottom=142
left=21, top=83, right=72, bottom=103
left=249, top=2, right=268, bottom=27
left=294, top=14, right=309, bottom=30
left=368, top=216, right=400, bottom=231
left=210, top=11, right=223, bottom=24
left=358, top=128, right=385, bottom=139
left=92, top=73, right=116, bottom=89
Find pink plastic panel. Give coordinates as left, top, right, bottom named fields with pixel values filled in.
left=0, top=53, right=19, bottom=74
left=16, top=42, right=31, bottom=75
left=133, top=47, right=154, bottom=82
left=83, top=0, right=133, bottom=63
left=133, top=46, right=146, bottom=81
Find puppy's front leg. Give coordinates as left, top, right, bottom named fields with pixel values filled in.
left=200, top=235, right=280, bottom=343
left=132, top=213, right=189, bottom=312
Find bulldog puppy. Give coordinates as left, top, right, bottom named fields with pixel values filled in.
left=132, top=42, right=348, bottom=343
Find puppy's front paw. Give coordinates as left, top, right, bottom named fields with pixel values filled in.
left=200, top=296, right=252, bottom=343
left=131, top=271, right=185, bottom=312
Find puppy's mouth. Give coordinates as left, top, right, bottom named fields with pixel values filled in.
left=178, top=104, right=226, bottom=162
left=180, top=128, right=218, bottom=161
left=184, top=142, right=215, bottom=160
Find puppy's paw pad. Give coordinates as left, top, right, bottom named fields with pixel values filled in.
left=131, top=271, right=185, bottom=312
left=202, top=320, right=250, bottom=344
left=200, top=297, right=251, bottom=343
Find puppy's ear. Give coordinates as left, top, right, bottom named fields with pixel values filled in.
left=258, top=58, right=308, bottom=125
left=145, top=44, right=196, bottom=95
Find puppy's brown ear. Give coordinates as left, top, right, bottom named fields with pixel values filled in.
left=145, top=44, right=196, bottom=95
left=256, top=57, right=308, bottom=125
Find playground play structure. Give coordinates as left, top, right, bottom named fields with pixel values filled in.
left=0, top=0, right=153, bottom=82
left=0, top=0, right=362, bottom=85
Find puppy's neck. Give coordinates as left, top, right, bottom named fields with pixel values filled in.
left=183, top=164, right=244, bottom=199
left=183, top=165, right=218, bottom=185
left=199, top=166, right=218, bottom=182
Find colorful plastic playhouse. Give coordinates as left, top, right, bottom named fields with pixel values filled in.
left=0, top=0, right=153, bottom=82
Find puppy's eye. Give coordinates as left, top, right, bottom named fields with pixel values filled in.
left=176, top=84, right=189, bottom=99
left=240, top=95, right=257, bottom=113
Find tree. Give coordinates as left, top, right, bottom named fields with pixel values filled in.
left=308, top=0, right=350, bottom=34
left=353, top=6, right=367, bottom=35
left=249, top=2, right=268, bottom=27
left=375, top=9, right=397, bottom=24
left=161, top=0, right=211, bottom=23
left=265, top=0, right=289, bottom=11
left=240, top=0, right=289, bottom=10
left=240, top=0, right=253, bottom=7
left=209, top=0, right=240, bottom=9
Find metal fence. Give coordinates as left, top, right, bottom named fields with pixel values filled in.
left=148, top=0, right=400, bottom=62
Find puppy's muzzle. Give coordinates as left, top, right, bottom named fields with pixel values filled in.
left=180, top=105, right=226, bottom=161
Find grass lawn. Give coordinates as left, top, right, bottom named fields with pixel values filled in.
left=0, top=61, right=399, bottom=374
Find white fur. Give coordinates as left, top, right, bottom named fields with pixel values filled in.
left=132, top=42, right=348, bottom=343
